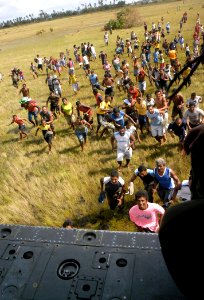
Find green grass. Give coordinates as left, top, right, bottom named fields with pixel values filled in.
left=0, top=0, right=203, bottom=230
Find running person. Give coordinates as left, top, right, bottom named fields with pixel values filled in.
left=100, top=169, right=126, bottom=210
left=8, top=115, right=29, bottom=141
left=35, top=119, right=54, bottom=154
left=111, top=126, right=135, bottom=170
left=73, top=116, right=92, bottom=151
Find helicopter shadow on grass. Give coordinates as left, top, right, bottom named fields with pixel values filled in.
left=25, top=146, right=48, bottom=157
left=6, top=128, right=19, bottom=134
left=88, top=166, right=114, bottom=176
left=147, top=142, right=179, bottom=160
left=24, top=138, right=44, bottom=145
left=58, top=145, right=79, bottom=154
left=55, top=128, right=71, bottom=138
left=2, top=137, right=19, bottom=144
left=73, top=206, right=129, bottom=230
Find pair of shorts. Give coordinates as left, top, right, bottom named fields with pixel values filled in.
left=50, top=104, right=60, bottom=112
left=75, top=128, right=88, bottom=143
left=157, top=188, right=174, bottom=204
left=139, top=81, right=146, bottom=91
left=28, top=111, right=38, bottom=121
left=138, top=115, right=147, bottom=126
left=64, top=115, right=72, bottom=125
left=105, top=86, right=114, bottom=97
left=44, top=133, right=53, bottom=144
left=38, top=64, right=43, bottom=70
left=150, top=124, right=163, bottom=137
left=134, top=69, right=140, bottom=76
left=117, top=147, right=132, bottom=161
left=18, top=124, right=26, bottom=131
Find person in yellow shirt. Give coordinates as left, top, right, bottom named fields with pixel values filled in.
left=35, top=119, right=53, bottom=153
left=61, top=97, right=74, bottom=128
left=69, top=73, right=79, bottom=95
left=135, top=97, right=147, bottom=134
left=96, top=95, right=114, bottom=136
left=168, top=49, right=177, bottom=66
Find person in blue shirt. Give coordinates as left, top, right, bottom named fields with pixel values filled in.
left=153, top=158, right=181, bottom=209
left=109, top=107, right=137, bottom=130
left=89, top=70, right=104, bottom=91
left=146, top=104, right=165, bottom=145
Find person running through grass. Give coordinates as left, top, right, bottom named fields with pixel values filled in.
left=69, top=73, right=79, bottom=95
left=39, top=106, right=55, bottom=137
left=128, top=165, right=156, bottom=203
left=95, top=95, right=114, bottom=137
left=61, top=98, right=74, bottom=129
left=21, top=98, right=40, bottom=127
left=35, top=119, right=54, bottom=154
left=146, top=104, right=165, bottom=145
left=46, top=91, right=60, bottom=120
left=167, top=117, right=187, bottom=149
left=30, top=62, right=38, bottom=79
left=73, top=116, right=92, bottom=151
left=111, top=126, right=135, bottom=171
left=100, top=169, right=126, bottom=211
left=153, top=158, right=181, bottom=209
left=75, top=100, right=94, bottom=126
left=8, top=115, right=29, bottom=141
left=18, top=83, right=30, bottom=97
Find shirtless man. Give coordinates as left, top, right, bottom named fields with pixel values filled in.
left=19, top=83, right=30, bottom=97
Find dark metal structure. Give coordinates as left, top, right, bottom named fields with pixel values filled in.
left=0, top=224, right=184, bottom=300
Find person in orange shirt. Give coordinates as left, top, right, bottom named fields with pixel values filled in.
left=128, top=82, right=141, bottom=99
left=168, top=49, right=177, bottom=66
left=8, top=115, right=29, bottom=141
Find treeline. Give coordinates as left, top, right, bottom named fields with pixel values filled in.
left=0, top=1, right=127, bottom=29
left=0, top=0, right=155, bottom=29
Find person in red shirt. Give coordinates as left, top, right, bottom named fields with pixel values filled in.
left=128, top=82, right=141, bottom=99
left=8, top=115, right=29, bottom=141
left=75, top=100, right=93, bottom=125
left=23, top=99, right=40, bottom=126
left=93, top=88, right=103, bottom=107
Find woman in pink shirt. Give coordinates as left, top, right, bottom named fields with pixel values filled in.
left=129, top=190, right=165, bottom=233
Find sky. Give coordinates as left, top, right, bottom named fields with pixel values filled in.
left=0, top=0, right=134, bottom=22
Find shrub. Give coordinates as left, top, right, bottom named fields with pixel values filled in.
left=104, top=7, right=142, bottom=30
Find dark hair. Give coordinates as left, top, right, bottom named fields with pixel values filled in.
left=135, top=190, right=149, bottom=201
left=92, top=88, right=98, bottom=94
left=76, top=100, right=81, bottom=105
left=189, top=102, right=195, bottom=107
left=113, top=107, right=120, bottom=113
left=110, top=169, right=119, bottom=178
left=62, top=218, right=73, bottom=228
left=138, top=165, right=147, bottom=173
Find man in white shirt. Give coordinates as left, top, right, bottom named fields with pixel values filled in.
left=111, top=126, right=135, bottom=170
left=186, top=92, right=202, bottom=108
left=36, top=54, right=43, bottom=71
left=183, top=102, right=204, bottom=130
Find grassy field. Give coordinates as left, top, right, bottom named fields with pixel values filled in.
left=0, top=0, right=203, bottom=231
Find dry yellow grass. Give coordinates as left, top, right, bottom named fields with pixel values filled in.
left=0, top=0, right=203, bottom=230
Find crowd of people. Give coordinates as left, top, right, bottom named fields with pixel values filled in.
left=6, top=8, right=204, bottom=232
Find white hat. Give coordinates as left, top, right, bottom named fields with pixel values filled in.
left=124, top=99, right=131, bottom=106
left=53, top=75, right=57, bottom=79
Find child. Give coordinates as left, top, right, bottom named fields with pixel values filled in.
left=35, top=119, right=54, bottom=154
left=8, top=115, right=29, bottom=141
